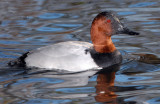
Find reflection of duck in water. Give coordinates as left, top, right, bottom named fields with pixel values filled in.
left=8, top=11, right=139, bottom=72
left=1, top=64, right=121, bottom=103
left=95, top=64, right=120, bottom=103
left=39, top=64, right=121, bottom=104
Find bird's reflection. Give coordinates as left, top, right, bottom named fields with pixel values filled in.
left=95, top=64, right=120, bottom=103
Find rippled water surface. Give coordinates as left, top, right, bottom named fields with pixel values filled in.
left=0, top=0, right=160, bottom=104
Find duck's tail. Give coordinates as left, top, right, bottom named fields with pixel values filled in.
left=8, top=52, right=29, bottom=67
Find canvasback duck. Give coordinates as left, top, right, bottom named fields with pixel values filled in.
left=8, top=11, right=139, bottom=72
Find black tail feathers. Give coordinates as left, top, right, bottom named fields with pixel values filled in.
left=8, top=52, right=29, bottom=67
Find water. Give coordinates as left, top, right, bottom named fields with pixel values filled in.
left=0, top=0, right=160, bottom=104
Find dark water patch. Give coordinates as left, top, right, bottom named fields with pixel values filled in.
left=120, top=62, right=160, bottom=74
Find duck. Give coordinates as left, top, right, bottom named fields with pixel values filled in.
left=8, top=11, right=139, bottom=72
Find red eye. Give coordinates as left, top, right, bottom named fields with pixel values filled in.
left=107, top=19, right=111, bottom=23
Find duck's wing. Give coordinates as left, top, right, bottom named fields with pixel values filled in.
left=25, top=41, right=99, bottom=71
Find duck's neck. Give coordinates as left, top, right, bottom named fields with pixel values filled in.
left=94, top=37, right=116, bottom=53
left=90, top=16, right=116, bottom=53
left=91, top=34, right=116, bottom=53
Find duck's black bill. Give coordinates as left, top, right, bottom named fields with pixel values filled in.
left=120, top=28, right=139, bottom=35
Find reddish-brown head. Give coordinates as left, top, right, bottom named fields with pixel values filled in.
left=90, top=11, right=139, bottom=53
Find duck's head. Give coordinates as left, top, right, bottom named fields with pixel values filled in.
left=90, top=11, right=139, bottom=53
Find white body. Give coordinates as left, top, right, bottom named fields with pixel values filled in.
left=25, top=41, right=99, bottom=72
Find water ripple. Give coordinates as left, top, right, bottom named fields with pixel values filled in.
left=129, top=2, right=157, bottom=8
left=38, top=13, right=65, bottom=20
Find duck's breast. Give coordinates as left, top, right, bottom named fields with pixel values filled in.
left=25, top=41, right=99, bottom=71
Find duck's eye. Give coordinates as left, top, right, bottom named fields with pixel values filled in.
left=107, top=19, right=111, bottom=23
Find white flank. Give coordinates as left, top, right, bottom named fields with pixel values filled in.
left=25, top=41, right=99, bottom=71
